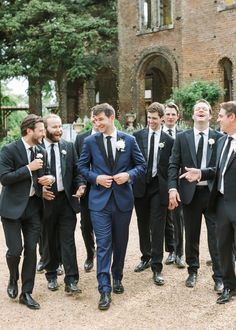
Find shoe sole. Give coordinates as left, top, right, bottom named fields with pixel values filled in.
left=48, top=287, right=59, bottom=291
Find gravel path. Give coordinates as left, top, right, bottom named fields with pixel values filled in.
left=0, top=211, right=236, bottom=330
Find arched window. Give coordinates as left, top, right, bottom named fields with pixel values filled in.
left=219, top=58, right=233, bottom=101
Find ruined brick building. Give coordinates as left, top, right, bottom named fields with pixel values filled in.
left=118, top=0, right=236, bottom=124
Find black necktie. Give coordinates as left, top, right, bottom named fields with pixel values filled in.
left=146, top=132, right=155, bottom=183
left=217, top=136, right=233, bottom=191
left=196, top=132, right=204, bottom=168
left=29, top=147, right=35, bottom=162
left=168, top=129, right=173, bottom=137
left=50, top=144, right=57, bottom=192
left=106, top=136, right=114, bottom=168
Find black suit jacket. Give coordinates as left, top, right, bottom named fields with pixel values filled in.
left=132, top=128, right=174, bottom=205
left=0, top=139, right=48, bottom=219
left=74, top=130, right=91, bottom=157
left=201, top=135, right=236, bottom=220
left=43, top=138, right=86, bottom=214
left=168, top=128, right=223, bottom=205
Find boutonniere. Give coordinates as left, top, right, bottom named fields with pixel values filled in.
left=116, top=138, right=125, bottom=152
left=208, top=138, right=215, bottom=147
left=61, top=149, right=67, bottom=156
left=36, top=153, right=43, bottom=159
left=159, top=142, right=165, bottom=149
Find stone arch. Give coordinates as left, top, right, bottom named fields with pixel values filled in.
left=131, top=47, right=179, bottom=124
left=218, top=57, right=233, bottom=101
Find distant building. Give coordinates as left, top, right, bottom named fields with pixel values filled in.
left=118, top=0, right=236, bottom=124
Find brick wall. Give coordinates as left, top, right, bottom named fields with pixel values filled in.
left=118, top=0, right=236, bottom=124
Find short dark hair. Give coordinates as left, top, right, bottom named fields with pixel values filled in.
left=220, top=101, right=236, bottom=116
left=92, top=103, right=115, bottom=118
left=147, top=102, right=165, bottom=118
left=193, top=99, right=212, bottom=114
left=165, top=102, right=180, bottom=115
left=20, top=114, right=44, bottom=136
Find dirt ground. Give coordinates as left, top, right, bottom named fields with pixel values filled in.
left=0, top=211, right=236, bottom=330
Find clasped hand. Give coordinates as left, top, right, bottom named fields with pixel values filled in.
left=96, top=172, right=129, bottom=188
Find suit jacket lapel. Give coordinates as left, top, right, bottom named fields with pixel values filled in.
left=95, top=133, right=111, bottom=169
left=186, top=130, right=197, bottom=167
left=142, top=129, right=149, bottom=160
left=157, top=131, right=166, bottom=164
left=16, top=139, right=29, bottom=164
left=216, top=136, right=227, bottom=168
left=206, top=129, right=214, bottom=165
left=114, top=132, right=124, bottom=167
left=58, top=140, right=67, bottom=177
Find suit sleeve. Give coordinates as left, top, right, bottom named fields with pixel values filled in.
left=127, top=136, right=146, bottom=183
left=0, top=145, right=31, bottom=186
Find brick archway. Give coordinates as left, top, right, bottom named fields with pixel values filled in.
left=131, top=47, right=179, bottom=124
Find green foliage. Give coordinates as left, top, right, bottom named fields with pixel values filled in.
left=170, top=80, right=225, bottom=120
left=0, top=0, right=117, bottom=81
left=0, top=111, right=28, bottom=148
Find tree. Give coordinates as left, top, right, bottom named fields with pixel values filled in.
left=0, top=0, right=117, bottom=80
left=0, top=0, right=117, bottom=115
left=170, top=80, right=225, bottom=121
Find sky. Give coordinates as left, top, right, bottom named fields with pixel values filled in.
left=6, top=77, right=28, bottom=96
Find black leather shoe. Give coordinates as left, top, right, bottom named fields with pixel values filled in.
left=37, top=261, right=45, bottom=273
left=84, top=258, right=94, bottom=272
left=65, top=282, right=82, bottom=294
left=214, top=280, right=224, bottom=294
left=7, top=279, right=18, bottom=299
left=185, top=273, right=197, bottom=288
left=56, top=264, right=64, bottom=276
left=175, top=256, right=185, bottom=269
left=47, top=279, right=59, bottom=291
left=134, top=260, right=150, bottom=272
left=153, top=272, right=165, bottom=286
left=217, top=288, right=233, bottom=304
left=98, top=292, right=111, bottom=310
left=19, top=293, right=40, bottom=310
left=165, top=252, right=176, bottom=265
left=113, top=280, right=124, bottom=294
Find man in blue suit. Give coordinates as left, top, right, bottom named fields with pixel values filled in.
left=78, top=103, right=146, bottom=310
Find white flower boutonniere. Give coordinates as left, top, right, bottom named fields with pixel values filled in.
left=208, top=138, right=215, bottom=147
left=61, top=149, right=67, bottom=156
left=36, top=153, right=43, bottom=159
left=116, top=139, right=125, bottom=152
left=159, top=142, right=165, bottom=149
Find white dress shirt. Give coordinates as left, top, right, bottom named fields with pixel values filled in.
left=44, top=139, right=64, bottom=192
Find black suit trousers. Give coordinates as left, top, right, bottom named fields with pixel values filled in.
left=183, top=186, right=221, bottom=281
left=135, top=177, right=167, bottom=272
left=215, top=194, right=236, bottom=290
left=44, top=192, right=79, bottom=285
left=1, top=195, right=42, bottom=293
left=80, top=193, right=95, bottom=260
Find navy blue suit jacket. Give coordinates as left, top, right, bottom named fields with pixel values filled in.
left=78, top=131, right=146, bottom=212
